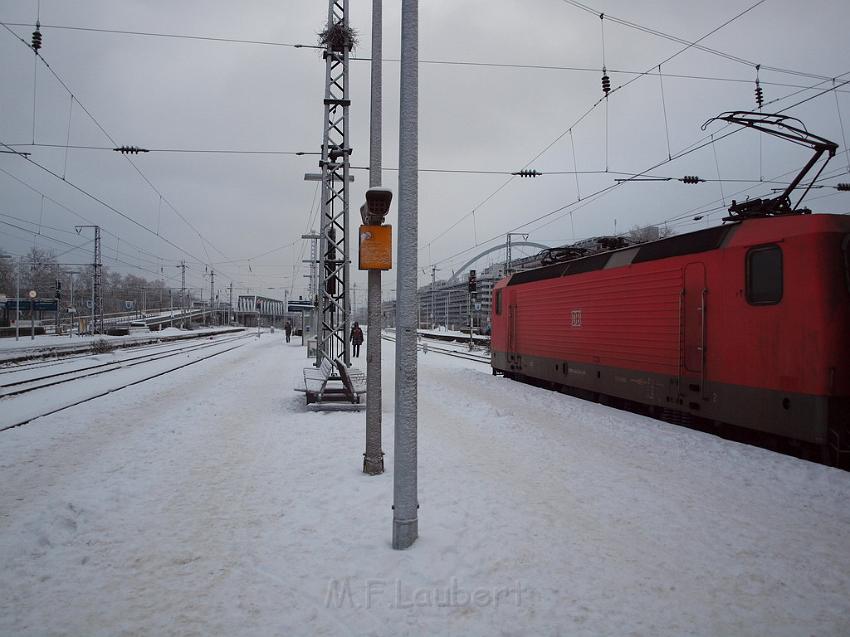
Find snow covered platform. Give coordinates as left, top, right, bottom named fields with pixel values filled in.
left=1, top=332, right=849, bottom=635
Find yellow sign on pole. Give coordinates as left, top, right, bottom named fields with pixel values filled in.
left=359, top=225, right=392, bottom=270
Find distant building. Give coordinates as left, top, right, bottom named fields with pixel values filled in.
left=403, top=236, right=646, bottom=332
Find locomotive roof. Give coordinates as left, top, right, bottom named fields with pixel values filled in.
left=503, top=213, right=850, bottom=287
left=506, top=223, right=735, bottom=287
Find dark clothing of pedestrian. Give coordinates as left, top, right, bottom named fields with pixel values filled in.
left=284, top=320, right=292, bottom=343
left=351, top=323, right=364, bottom=357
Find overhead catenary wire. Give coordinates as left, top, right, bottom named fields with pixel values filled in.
left=557, top=0, right=829, bottom=81
left=532, top=91, right=850, bottom=239
left=3, top=3, right=844, bottom=284
left=570, top=129, right=582, bottom=200
left=834, top=80, right=850, bottom=173
left=1, top=23, right=238, bottom=279
left=531, top=82, right=850, bottom=238
left=0, top=140, right=225, bottom=276
left=5, top=142, right=316, bottom=156
left=0, top=206, right=171, bottom=271
left=659, top=164, right=850, bottom=227
left=711, top=134, right=726, bottom=206
left=431, top=73, right=850, bottom=272
left=61, top=94, right=73, bottom=179
left=2, top=21, right=311, bottom=294
left=658, top=65, right=672, bottom=160
left=0, top=218, right=179, bottom=284
left=421, top=0, right=773, bottom=253
left=0, top=165, right=167, bottom=268
left=5, top=21, right=844, bottom=91
left=3, top=13, right=844, bottom=286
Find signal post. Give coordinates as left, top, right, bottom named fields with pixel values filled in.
left=360, top=188, right=393, bottom=475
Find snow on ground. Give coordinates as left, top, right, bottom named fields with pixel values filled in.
left=1, top=332, right=849, bottom=635
left=0, top=333, right=250, bottom=427
left=0, top=326, right=243, bottom=362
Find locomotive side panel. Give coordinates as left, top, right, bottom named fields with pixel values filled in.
left=491, top=215, right=850, bottom=452
left=511, top=266, right=682, bottom=375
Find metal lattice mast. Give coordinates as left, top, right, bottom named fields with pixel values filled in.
left=301, top=232, right=319, bottom=299
left=209, top=269, right=215, bottom=325
left=505, top=232, right=528, bottom=275
left=94, top=226, right=103, bottom=333
left=74, top=224, right=102, bottom=334
left=180, top=260, right=187, bottom=319
left=317, top=0, right=352, bottom=366
left=310, top=237, right=318, bottom=299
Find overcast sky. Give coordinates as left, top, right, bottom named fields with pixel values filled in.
left=1, top=0, right=849, bottom=301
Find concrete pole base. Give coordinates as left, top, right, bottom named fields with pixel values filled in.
left=392, top=518, right=418, bottom=550
left=363, top=451, right=385, bottom=475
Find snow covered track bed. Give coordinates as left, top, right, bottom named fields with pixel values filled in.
left=0, top=326, right=246, bottom=365
left=1, top=333, right=849, bottom=635
left=383, top=331, right=491, bottom=365
left=0, top=332, right=255, bottom=431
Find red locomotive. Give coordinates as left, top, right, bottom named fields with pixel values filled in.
left=490, top=112, right=850, bottom=467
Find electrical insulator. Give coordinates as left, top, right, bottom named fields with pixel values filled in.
left=755, top=82, right=764, bottom=109
left=681, top=176, right=703, bottom=184
left=837, top=183, right=850, bottom=191
left=113, top=146, right=150, bottom=154
left=601, top=67, right=611, bottom=96
left=513, top=169, right=542, bottom=178
left=31, top=22, right=42, bottom=52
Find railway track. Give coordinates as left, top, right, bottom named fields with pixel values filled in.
left=381, top=332, right=491, bottom=364
left=0, top=326, right=245, bottom=367
left=0, top=334, right=250, bottom=397
left=0, top=336, right=217, bottom=375
left=0, top=333, right=254, bottom=432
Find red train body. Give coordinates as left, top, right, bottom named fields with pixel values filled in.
left=490, top=214, right=850, bottom=465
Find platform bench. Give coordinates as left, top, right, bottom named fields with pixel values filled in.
left=300, top=357, right=335, bottom=404
left=296, top=356, right=366, bottom=405
left=334, top=358, right=367, bottom=404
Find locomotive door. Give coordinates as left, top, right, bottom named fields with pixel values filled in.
left=508, top=304, right=517, bottom=355
left=683, top=263, right=707, bottom=377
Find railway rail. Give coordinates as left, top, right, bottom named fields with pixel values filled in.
left=0, top=326, right=245, bottom=366
left=0, top=331, right=244, bottom=376
left=382, top=332, right=491, bottom=365
left=0, top=332, right=254, bottom=432
left=0, top=334, right=250, bottom=398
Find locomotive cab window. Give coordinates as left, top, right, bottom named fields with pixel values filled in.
left=746, top=245, right=783, bottom=305
left=495, top=290, right=503, bottom=315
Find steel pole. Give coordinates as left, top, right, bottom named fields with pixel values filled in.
left=55, top=267, right=60, bottom=335
left=364, top=0, right=385, bottom=476
left=69, top=274, right=74, bottom=338
left=393, top=0, right=418, bottom=550
left=90, top=258, right=95, bottom=336
left=469, top=292, right=473, bottom=350
left=15, top=266, right=20, bottom=341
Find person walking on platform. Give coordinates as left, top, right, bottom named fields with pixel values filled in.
left=350, top=322, right=364, bottom=357
left=284, top=319, right=292, bottom=343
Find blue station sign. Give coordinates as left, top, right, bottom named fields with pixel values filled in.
left=5, top=299, right=59, bottom=312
